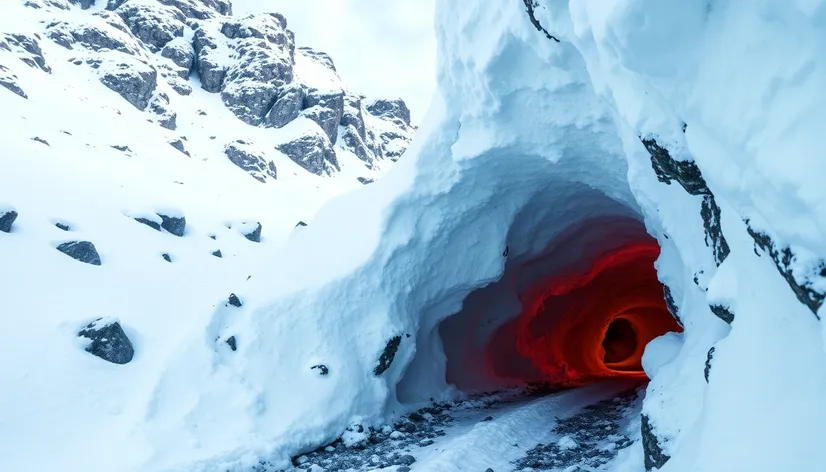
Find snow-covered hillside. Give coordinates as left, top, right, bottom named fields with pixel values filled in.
left=4, top=0, right=826, bottom=471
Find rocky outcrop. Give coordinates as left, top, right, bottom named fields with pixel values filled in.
left=302, top=89, right=345, bottom=144
left=115, top=2, right=185, bottom=52
left=700, top=195, right=730, bottom=266
left=0, top=66, right=27, bottom=98
left=276, top=127, right=340, bottom=176
left=704, top=346, right=715, bottom=382
left=0, top=207, right=18, bottom=232
left=1, top=33, right=51, bottom=73
left=641, top=414, right=670, bottom=471
left=193, top=27, right=226, bottom=92
left=265, top=83, right=303, bottom=128
left=341, top=94, right=366, bottom=140
left=235, top=221, right=261, bottom=242
left=662, top=285, right=681, bottom=326
left=158, top=212, right=185, bottom=236
left=341, top=125, right=375, bottom=166
left=640, top=137, right=710, bottom=196
left=78, top=318, right=134, bottom=364
left=374, top=335, right=402, bottom=376
left=297, top=46, right=336, bottom=71
left=99, top=55, right=157, bottom=110
left=225, top=140, right=277, bottom=183
left=169, top=138, right=190, bottom=156
left=160, top=38, right=194, bottom=78
left=57, top=241, right=102, bottom=265
left=710, top=304, right=735, bottom=324
left=366, top=98, right=411, bottom=128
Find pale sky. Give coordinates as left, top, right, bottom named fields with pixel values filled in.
left=234, top=0, right=438, bottom=124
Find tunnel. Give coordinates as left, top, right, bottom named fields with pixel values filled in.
left=395, top=182, right=683, bottom=400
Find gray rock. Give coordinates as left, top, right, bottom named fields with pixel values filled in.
left=221, top=82, right=280, bottom=126
left=265, top=83, right=303, bottom=128
left=69, top=0, right=95, bottom=9
left=226, top=335, right=237, bottom=351
left=31, top=137, right=50, bottom=146
left=158, top=212, right=185, bottom=236
left=57, top=241, right=101, bottom=265
left=212, top=249, right=222, bottom=258
left=225, top=140, right=277, bottom=182
left=341, top=125, right=374, bottom=166
left=701, top=195, right=730, bottom=266
left=0, top=67, right=27, bottom=98
left=275, top=128, right=339, bottom=176
left=162, top=253, right=172, bottom=262
left=3, top=33, right=51, bottom=73
left=298, top=46, right=336, bottom=72
left=169, top=139, right=190, bottom=156
left=374, top=335, right=401, bottom=376
left=0, top=208, right=18, bottom=232
left=55, top=222, right=71, bottom=231
left=78, top=318, right=134, bottom=364
left=48, top=18, right=142, bottom=56
left=374, top=130, right=409, bottom=161
left=340, top=94, right=366, bottom=140
left=193, top=28, right=226, bottom=92
left=158, top=0, right=231, bottom=19
left=99, top=59, right=157, bottom=110
left=227, top=293, right=242, bottom=307
left=149, top=96, right=177, bottom=130
left=366, top=98, right=411, bottom=127
left=161, top=39, right=195, bottom=78
left=240, top=222, right=262, bottom=242
left=134, top=216, right=161, bottom=231
left=167, top=77, right=192, bottom=95
left=710, top=304, right=734, bottom=324
left=704, top=346, right=715, bottom=382
left=115, top=3, right=185, bottom=52
left=641, top=414, right=670, bottom=471
left=641, top=136, right=710, bottom=196
left=357, top=177, right=374, bottom=185
left=302, top=89, right=344, bottom=144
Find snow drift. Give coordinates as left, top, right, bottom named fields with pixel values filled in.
left=4, top=0, right=826, bottom=471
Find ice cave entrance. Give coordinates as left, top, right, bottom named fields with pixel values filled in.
left=431, top=198, right=683, bottom=395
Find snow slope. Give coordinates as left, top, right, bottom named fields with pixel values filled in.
left=4, top=0, right=826, bottom=471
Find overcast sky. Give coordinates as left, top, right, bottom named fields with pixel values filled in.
left=234, top=0, right=438, bottom=124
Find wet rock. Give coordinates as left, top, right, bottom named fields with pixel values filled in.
left=710, top=304, right=734, bottom=324
left=265, top=83, right=304, bottom=128
left=225, top=140, right=277, bottom=182
left=747, top=224, right=826, bottom=318
left=158, top=212, right=185, bottom=236
left=57, top=240, right=101, bottom=265
left=99, top=58, right=157, bottom=110
left=366, top=98, right=411, bottom=128
left=641, top=414, right=670, bottom=471
left=704, top=346, right=715, bottom=382
left=169, top=138, right=190, bottom=156
left=212, top=249, right=222, bottom=258
left=115, top=3, right=185, bottom=52
left=302, top=89, right=344, bottom=144
left=311, top=364, right=329, bottom=376
left=700, top=195, right=730, bottom=266
left=640, top=137, right=710, bottom=196
left=226, top=335, right=237, bottom=351
left=227, top=293, right=242, bottom=307
left=0, top=208, right=18, bottom=233
left=78, top=318, right=134, bottom=364
left=275, top=127, right=339, bottom=176
left=111, top=145, right=131, bottom=152
left=374, top=335, right=401, bottom=376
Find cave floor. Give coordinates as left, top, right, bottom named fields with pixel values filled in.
left=284, top=380, right=643, bottom=472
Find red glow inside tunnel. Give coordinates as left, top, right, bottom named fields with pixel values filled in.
left=485, top=241, right=682, bottom=388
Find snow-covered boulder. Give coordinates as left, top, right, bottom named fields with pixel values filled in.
left=225, top=140, right=277, bottom=183
left=301, top=88, right=345, bottom=144
left=366, top=98, right=411, bottom=128
left=77, top=318, right=134, bottom=364
left=160, top=37, right=194, bottom=78
left=192, top=26, right=226, bottom=92
left=157, top=210, right=185, bottom=236
left=265, top=82, right=304, bottom=128
left=276, top=124, right=339, bottom=176
left=56, top=241, right=101, bottom=265
left=114, top=2, right=185, bottom=52
left=97, top=54, right=157, bottom=110
left=0, top=207, right=17, bottom=233
left=0, top=66, right=26, bottom=99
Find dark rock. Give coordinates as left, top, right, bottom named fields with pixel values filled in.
left=641, top=414, right=670, bottom=471
left=640, top=137, right=710, bottom=196
left=57, top=241, right=101, bottom=265
left=212, top=249, right=222, bottom=257
left=225, top=141, right=277, bottom=182
left=134, top=216, right=161, bottom=231
left=710, top=304, right=734, bottom=324
left=311, top=364, right=329, bottom=376
left=700, top=195, right=730, bottom=266
left=160, top=40, right=195, bottom=78
left=208, top=234, right=216, bottom=239
left=485, top=469, right=495, bottom=472
left=0, top=66, right=27, bottom=98
left=78, top=318, right=134, bottom=364
left=341, top=94, right=366, bottom=140
left=3, top=33, right=50, bottom=72
left=298, top=46, right=336, bottom=71
left=162, top=253, right=172, bottom=262
left=193, top=28, right=226, bottom=92
left=704, top=346, right=715, bottom=382
left=226, top=335, right=237, bottom=351
left=295, top=221, right=307, bottom=227
left=265, top=83, right=303, bottom=128
left=357, top=177, right=375, bottom=185
left=341, top=125, right=375, bottom=165
left=169, top=139, right=190, bottom=156
left=662, top=285, right=682, bottom=326
left=240, top=221, right=262, bottom=242
left=55, top=222, right=71, bottom=231
left=366, top=98, right=411, bottom=127
left=116, top=3, right=185, bottom=52
left=747, top=224, right=825, bottom=318
left=111, top=145, right=131, bottom=152
left=31, top=137, right=49, bottom=146
left=99, top=59, right=157, bottom=110
left=154, top=0, right=232, bottom=19
left=0, top=209, right=18, bottom=233
left=168, top=78, right=192, bottom=95
left=69, top=0, right=95, bottom=9
left=158, top=212, right=185, bottom=236
left=522, top=0, right=560, bottom=42
left=374, top=335, right=401, bottom=376
left=483, top=416, right=493, bottom=421
left=275, top=128, right=339, bottom=176
left=302, top=89, right=344, bottom=143
left=374, top=130, right=410, bottom=162
left=227, top=293, right=242, bottom=307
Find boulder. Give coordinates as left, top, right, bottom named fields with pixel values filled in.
left=340, top=94, right=366, bottom=140
left=225, top=140, right=277, bottom=182
left=340, top=125, right=375, bottom=166
left=193, top=28, right=226, bottom=92
left=169, top=138, right=190, bottom=156
left=57, top=240, right=101, bottom=265
left=227, top=293, right=242, bottom=307
left=0, top=208, right=18, bottom=232
left=235, top=221, right=261, bottom=242
left=78, top=318, right=134, bottom=364
left=98, top=56, right=157, bottom=110
left=158, top=212, right=185, bottom=236
left=302, top=89, right=344, bottom=144
left=366, top=98, right=411, bottom=127
left=0, top=66, right=27, bottom=99
left=275, top=127, right=340, bottom=176
left=115, top=3, right=185, bottom=52
left=265, top=83, right=303, bottom=128
left=160, top=38, right=195, bottom=78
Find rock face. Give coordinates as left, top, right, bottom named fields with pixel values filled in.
left=0, top=66, right=27, bottom=98
left=57, top=241, right=102, bottom=265
left=641, top=414, right=670, bottom=471
left=115, top=3, right=185, bottom=52
left=374, top=335, right=402, bottom=376
left=366, top=98, right=411, bottom=128
left=78, top=318, right=134, bottom=364
left=265, top=83, right=303, bottom=128
left=98, top=57, right=157, bottom=110
left=0, top=208, right=18, bottom=232
left=640, top=137, right=710, bottom=196
left=225, top=140, right=277, bottom=182
left=302, top=89, right=344, bottom=144
left=701, top=195, right=730, bottom=266
left=276, top=127, right=340, bottom=176
left=2, top=33, right=51, bottom=73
